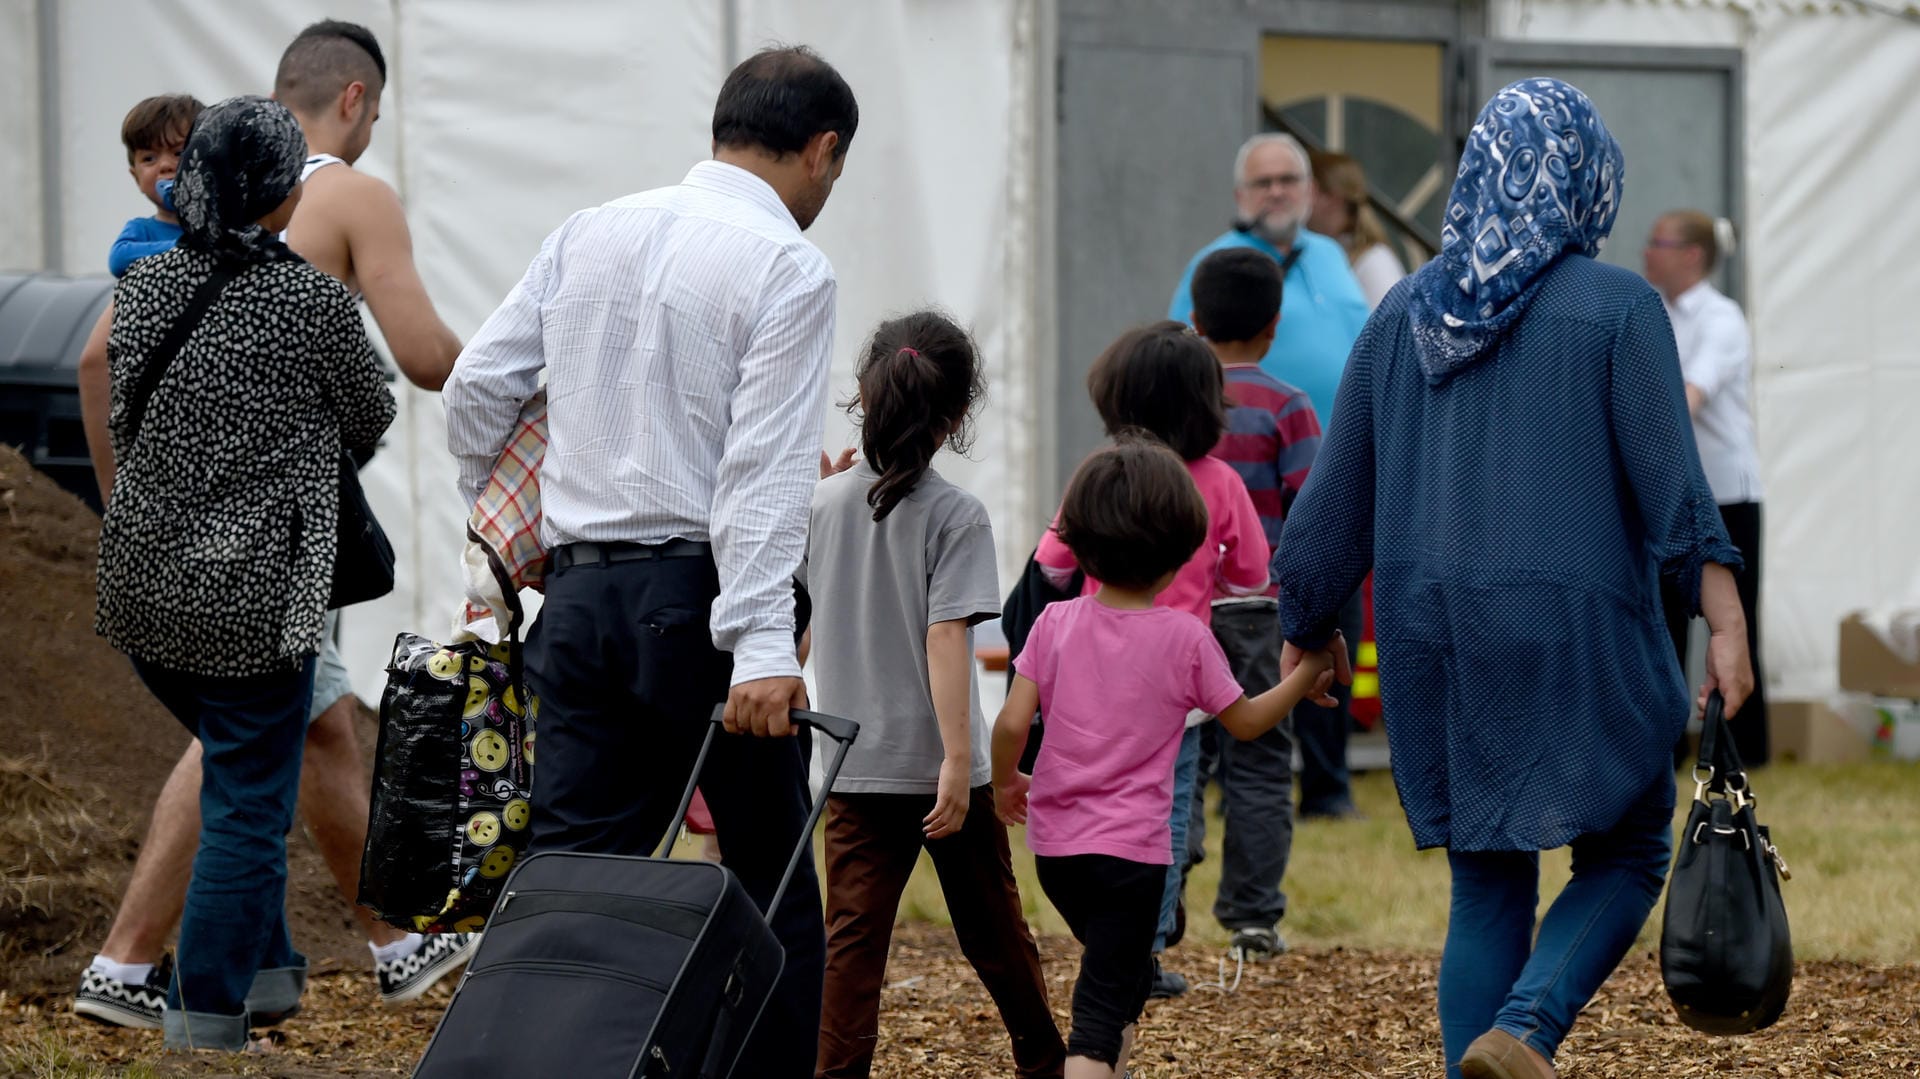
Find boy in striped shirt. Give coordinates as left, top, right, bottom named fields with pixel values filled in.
left=1175, top=247, right=1322, bottom=974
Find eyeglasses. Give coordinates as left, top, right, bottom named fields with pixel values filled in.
left=1241, top=173, right=1306, bottom=192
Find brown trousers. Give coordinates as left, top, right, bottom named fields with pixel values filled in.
left=816, top=785, right=1065, bottom=1079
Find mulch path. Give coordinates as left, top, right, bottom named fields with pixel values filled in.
left=5, top=924, right=1918, bottom=1076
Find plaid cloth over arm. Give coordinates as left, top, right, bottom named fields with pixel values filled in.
left=456, top=390, right=549, bottom=641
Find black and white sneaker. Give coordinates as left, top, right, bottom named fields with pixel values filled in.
left=376, top=932, right=480, bottom=1004
left=1229, top=926, right=1287, bottom=961
left=74, top=954, right=172, bottom=1029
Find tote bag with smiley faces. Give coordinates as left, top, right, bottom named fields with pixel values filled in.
left=359, top=631, right=537, bottom=933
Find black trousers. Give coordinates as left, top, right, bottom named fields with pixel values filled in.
left=524, top=550, right=825, bottom=1079
left=1034, top=853, right=1164, bottom=1066
left=1663, top=500, right=1767, bottom=765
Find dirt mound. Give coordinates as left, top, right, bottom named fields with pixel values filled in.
left=0, top=445, right=371, bottom=998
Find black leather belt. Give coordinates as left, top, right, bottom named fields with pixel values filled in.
left=549, top=539, right=712, bottom=572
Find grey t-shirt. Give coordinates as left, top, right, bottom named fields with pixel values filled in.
left=800, top=463, right=1000, bottom=794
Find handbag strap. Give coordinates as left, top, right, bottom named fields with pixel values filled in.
left=125, top=265, right=240, bottom=446
left=1693, top=690, right=1750, bottom=801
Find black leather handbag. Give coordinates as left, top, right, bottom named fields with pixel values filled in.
left=328, top=449, right=395, bottom=609
left=1660, top=690, right=1793, bottom=1034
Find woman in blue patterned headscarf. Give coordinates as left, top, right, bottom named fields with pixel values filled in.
left=1274, top=79, right=1754, bottom=1078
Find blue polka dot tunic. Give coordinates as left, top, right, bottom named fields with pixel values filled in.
left=1276, top=255, right=1741, bottom=852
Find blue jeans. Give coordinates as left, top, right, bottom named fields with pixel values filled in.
left=1438, top=775, right=1674, bottom=1077
left=1153, top=725, right=1203, bottom=952
left=134, top=655, right=314, bottom=1046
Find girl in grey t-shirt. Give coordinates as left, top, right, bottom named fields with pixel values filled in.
left=800, top=311, right=1065, bottom=1076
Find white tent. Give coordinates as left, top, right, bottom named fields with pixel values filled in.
left=3, top=0, right=1047, bottom=703
left=6, top=0, right=1916, bottom=707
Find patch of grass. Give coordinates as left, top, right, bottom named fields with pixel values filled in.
left=893, top=759, right=1920, bottom=961
left=0, top=1027, right=160, bottom=1079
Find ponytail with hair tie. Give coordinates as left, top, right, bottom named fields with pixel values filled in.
left=845, top=311, right=985, bottom=521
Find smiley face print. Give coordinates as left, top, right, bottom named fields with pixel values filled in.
left=502, top=799, right=531, bottom=832
left=470, top=729, right=510, bottom=773
left=501, top=683, right=526, bottom=718
left=464, top=680, right=491, bottom=720
left=466, top=811, right=502, bottom=847
left=478, top=845, right=516, bottom=879
left=427, top=649, right=464, bottom=681
left=522, top=730, right=535, bottom=766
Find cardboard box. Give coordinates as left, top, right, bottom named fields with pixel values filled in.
left=1769, top=699, right=1871, bottom=765
left=1838, top=612, right=1920, bottom=698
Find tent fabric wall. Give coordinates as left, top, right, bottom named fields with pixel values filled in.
left=1492, top=0, right=1920, bottom=697
left=2, top=0, right=45, bottom=272
left=12, top=1, right=1036, bottom=703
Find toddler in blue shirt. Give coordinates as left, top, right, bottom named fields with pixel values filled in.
left=109, top=94, right=204, bottom=278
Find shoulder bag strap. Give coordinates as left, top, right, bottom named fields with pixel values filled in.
left=124, top=265, right=240, bottom=446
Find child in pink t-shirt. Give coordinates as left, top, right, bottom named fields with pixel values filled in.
left=1031, top=320, right=1272, bottom=997
left=992, top=437, right=1341, bottom=1078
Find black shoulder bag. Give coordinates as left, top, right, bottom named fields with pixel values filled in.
left=329, top=448, right=395, bottom=609
left=1660, top=689, right=1794, bottom=1034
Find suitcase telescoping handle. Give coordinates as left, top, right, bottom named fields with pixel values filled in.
left=658, top=707, right=861, bottom=921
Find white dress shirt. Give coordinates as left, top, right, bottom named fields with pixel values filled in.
left=444, top=161, right=837, bottom=684
left=1666, top=280, right=1763, bottom=504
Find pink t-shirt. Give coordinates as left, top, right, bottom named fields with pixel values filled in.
left=1014, top=597, right=1245, bottom=864
left=1036, top=454, right=1269, bottom=625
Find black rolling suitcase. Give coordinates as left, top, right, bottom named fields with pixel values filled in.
left=414, top=705, right=859, bottom=1079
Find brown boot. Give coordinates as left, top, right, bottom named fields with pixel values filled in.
left=1459, top=1030, right=1557, bottom=1079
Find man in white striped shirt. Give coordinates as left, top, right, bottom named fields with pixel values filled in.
left=443, top=46, right=855, bottom=1073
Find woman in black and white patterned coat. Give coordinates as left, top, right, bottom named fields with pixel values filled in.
left=96, top=95, right=394, bottom=1052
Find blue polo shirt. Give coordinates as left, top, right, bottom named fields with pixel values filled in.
left=1169, top=228, right=1371, bottom=428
